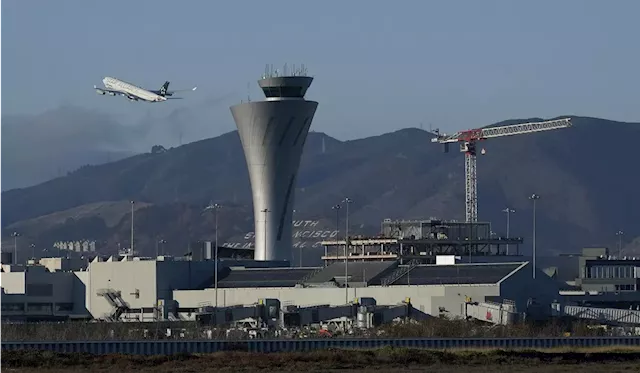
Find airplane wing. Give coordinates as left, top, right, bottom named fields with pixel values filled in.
left=94, top=85, right=147, bottom=101
left=94, top=85, right=125, bottom=96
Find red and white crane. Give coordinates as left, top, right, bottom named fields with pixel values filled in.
left=431, top=118, right=572, bottom=223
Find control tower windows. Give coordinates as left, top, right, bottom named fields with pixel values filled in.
left=262, top=86, right=305, bottom=98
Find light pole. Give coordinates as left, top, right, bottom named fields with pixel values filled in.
left=342, top=197, right=353, bottom=304
left=203, top=201, right=223, bottom=307
left=130, top=200, right=135, bottom=254
left=12, top=232, right=20, bottom=265
left=261, top=208, right=270, bottom=260
left=529, top=194, right=540, bottom=279
left=214, top=203, right=221, bottom=308
left=616, top=230, right=624, bottom=258
left=331, top=204, right=341, bottom=268
left=157, top=239, right=167, bottom=257
left=502, top=208, right=516, bottom=255
left=30, top=244, right=36, bottom=260
left=332, top=204, right=341, bottom=243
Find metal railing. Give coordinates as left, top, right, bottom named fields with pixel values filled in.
left=3, top=337, right=640, bottom=355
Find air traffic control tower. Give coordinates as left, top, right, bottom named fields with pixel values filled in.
left=230, top=65, right=319, bottom=262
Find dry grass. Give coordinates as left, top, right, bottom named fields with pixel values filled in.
left=376, top=318, right=603, bottom=338
left=1, top=318, right=607, bottom=342
left=4, top=347, right=640, bottom=372
left=7, top=200, right=152, bottom=233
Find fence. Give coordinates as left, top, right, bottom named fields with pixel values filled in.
left=3, top=337, right=640, bottom=355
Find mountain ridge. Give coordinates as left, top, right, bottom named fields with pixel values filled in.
left=2, top=115, right=638, bottom=260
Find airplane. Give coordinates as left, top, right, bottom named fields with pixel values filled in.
left=93, top=76, right=197, bottom=102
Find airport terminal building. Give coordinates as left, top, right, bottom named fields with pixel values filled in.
left=1, top=252, right=561, bottom=325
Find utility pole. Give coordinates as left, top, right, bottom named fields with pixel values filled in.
left=529, top=194, right=540, bottom=279
left=342, top=197, right=353, bottom=304
left=12, top=232, right=20, bottom=265
left=130, top=200, right=135, bottom=254
left=214, top=203, right=221, bottom=308
left=616, top=230, right=624, bottom=258
left=502, top=208, right=516, bottom=255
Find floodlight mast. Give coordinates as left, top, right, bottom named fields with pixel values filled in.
left=431, top=118, right=572, bottom=223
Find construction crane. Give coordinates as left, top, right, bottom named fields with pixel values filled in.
left=431, top=118, right=572, bottom=223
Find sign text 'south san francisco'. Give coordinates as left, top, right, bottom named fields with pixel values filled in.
left=222, top=220, right=338, bottom=249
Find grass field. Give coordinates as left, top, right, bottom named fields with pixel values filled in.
left=4, top=347, right=640, bottom=372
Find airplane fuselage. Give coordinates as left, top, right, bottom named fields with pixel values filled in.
left=100, top=77, right=167, bottom=102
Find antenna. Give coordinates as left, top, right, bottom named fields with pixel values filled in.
left=247, top=82, right=251, bottom=102
left=263, top=63, right=310, bottom=78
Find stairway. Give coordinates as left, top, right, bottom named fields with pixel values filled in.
left=97, top=288, right=130, bottom=321
left=296, top=266, right=326, bottom=286
left=380, top=259, right=420, bottom=286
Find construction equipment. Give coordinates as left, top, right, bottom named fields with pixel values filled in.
left=431, top=118, right=572, bottom=223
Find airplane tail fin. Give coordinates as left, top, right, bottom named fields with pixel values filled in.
left=160, top=81, right=170, bottom=96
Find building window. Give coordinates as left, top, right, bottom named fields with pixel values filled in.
left=55, top=303, right=74, bottom=312
left=26, top=283, right=54, bottom=297
left=26, top=303, right=53, bottom=313
left=615, top=284, right=635, bottom=291
left=1, top=303, right=25, bottom=312
left=262, top=86, right=305, bottom=98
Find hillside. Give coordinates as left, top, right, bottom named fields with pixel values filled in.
left=0, top=98, right=234, bottom=190
left=1, top=107, right=137, bottom=190
left=2, top=116, right=639, bottom=260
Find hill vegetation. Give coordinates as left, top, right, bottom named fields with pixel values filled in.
left=2, top=116, right=638, bottom=259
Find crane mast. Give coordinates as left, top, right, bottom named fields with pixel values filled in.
left=432, top=118, right=572, bottom=223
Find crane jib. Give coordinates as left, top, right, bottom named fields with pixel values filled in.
left=430, top=117, right=572, bottom=223
left=458, top=129, right=484, bottom=142
left=433, top=118, right=572, bottom=144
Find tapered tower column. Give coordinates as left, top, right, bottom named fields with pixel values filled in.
left=230, top=68, right=318, bottom=261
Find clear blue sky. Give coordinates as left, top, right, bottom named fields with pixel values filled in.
left=2, top=0, right=639, bottom=139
